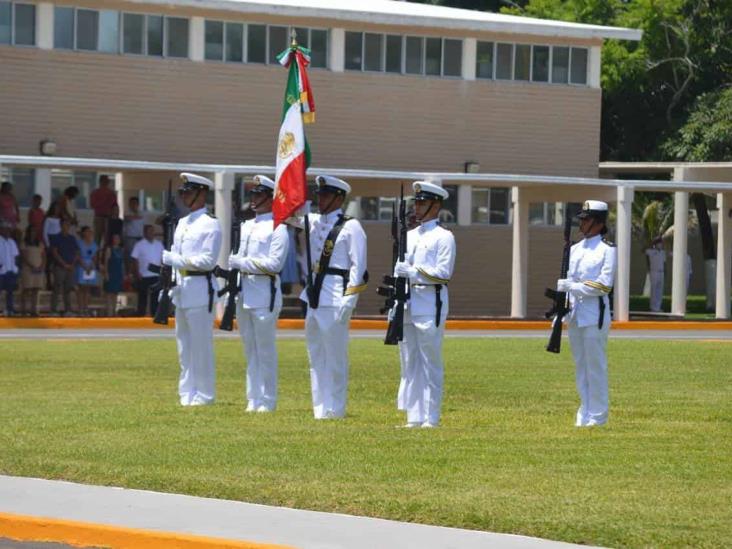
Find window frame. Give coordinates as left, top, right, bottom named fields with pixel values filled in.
left=54, top=7, right=121, bottom=54
left=3, top=1, right=36, bottom=47
left=121, top=11, right=189, bottom=58
left=441, top=37, right=462, bottom=78
left=569, top=46, right=588, bottom=86
left=475, top=40, right=495, bottom=80
left=471, top=187, right=510, bottom=225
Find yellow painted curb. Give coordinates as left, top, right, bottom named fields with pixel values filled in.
left=0, top=317, right=730, bottom=331
left=0, top=512, right=294, bottom=549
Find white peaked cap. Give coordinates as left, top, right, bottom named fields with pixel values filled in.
left=316, top=175, right=351, bottom=194
left=179, top=172, right=214, bottom=189
left=582, top=200, right=609, bottom=211
left=253, top=174, right=276, bottom=190
left=413, top=180, right=449, bottom=200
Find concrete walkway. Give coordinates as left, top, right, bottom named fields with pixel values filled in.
left=0, top=476, right=594, bottom=549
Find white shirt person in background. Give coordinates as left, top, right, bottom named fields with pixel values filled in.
left=228, top=175, right=289, bottom=413
left=131, top=224, right=164, bottom=317
left=645, top=237, right=665, bottom=312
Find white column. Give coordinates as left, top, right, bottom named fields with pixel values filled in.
left=329, top=28, right=345, bottom=72
left=715, top=192, right=732, bottom=319
left=34, top=169, right=52, bottom=209
left=614, top=185, right=633, bottom=322
left=462, top=38, right=476, bottom=81
left=510, top=186, right=528, bottom=318
left=190, top=16, right=205, bottom=62
left=36, top=2, right=54, bottom=50
left=671, top=191, right=689, bottom=316
left=457, top=184, right=471, bottom=226
left=214, top=171, right=234, bottom=269
left=588, top=46, right=601, bottom=89
left=114, top=173, right=125, bottom=217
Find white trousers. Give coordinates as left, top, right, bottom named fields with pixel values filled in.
left=237, top=305, right=279, bottom=411
left=397, top=342, right=408, bottom=410
left=568, top=321, right=610, bottom=426
left=175, top=305, right=216, bottom=405
left=649, top=270, right=664, bottom=312
left=403, top=315, right=445, bottom=425
left=306, top=307, right=349, bottom=419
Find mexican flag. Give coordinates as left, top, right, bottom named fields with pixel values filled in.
left=272, top=44, right=315, bottom=227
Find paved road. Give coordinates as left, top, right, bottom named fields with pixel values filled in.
left=0, top=476, right=593, bottom=549
left=0, top=328, right=730, bottom=340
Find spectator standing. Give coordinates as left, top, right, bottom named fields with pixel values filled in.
left=43, top=201, right=63, bottom=248
left=20, top=225, right=45, bottom=316
left=50, top=219, right=79, bottom=315
left=645, top=237, right=665, bottom=312
left=130, top=224, right=163, bottom=316
left=27, top=194, right=45, bottom=237
left=0, top=182, right=20, bottom=229
left=75, top=226, right=99, bottom=316
left=123, top=196, right=144, bottom=259
left=59, top=186, right=79, bottom=226
left=0, top=222, right=20, bottom=315
left=101, top=233, right=124, bottom=316
left=90, top=175, right=117, bottom=243
left=105, top=203, right=124, bottom=246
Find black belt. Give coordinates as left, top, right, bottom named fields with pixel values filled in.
left=180, top=270, right=214, bottom=313
left=325, top=268, right=349, bottom=294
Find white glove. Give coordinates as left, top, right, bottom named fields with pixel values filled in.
left=556, top=278, right=573, bottom=292
left=394, top=261, right=417, bottom=279
left=228, top=254, right=244, bottom=270
left=337, top=294, right=358, bottom=324
left=387, top=306, right=395, bottom=322
left=162, top=250, right=185, bottom=269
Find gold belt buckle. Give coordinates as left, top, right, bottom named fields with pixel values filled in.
left=179, top=269, right=189, bottom=277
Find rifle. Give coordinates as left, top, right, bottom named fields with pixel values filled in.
left=376, top=201, right=399, bottom=315
left=150, top=180, right=177, bottom=325
left=304, top=213, right=315, bottom=307
left=545, top=204, right=573, bottom=353
left=213, top=183, right=243, bottom=331
left=383, top=186, right=407, bottom=345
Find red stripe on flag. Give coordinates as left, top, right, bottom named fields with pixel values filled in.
left=273, top=152, right=307, bottom=228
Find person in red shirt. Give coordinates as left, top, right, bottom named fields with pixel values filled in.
left=89, top=175, right=117, bottom=243
left=27, top=194, right=45, bottom=237
left=0, top=181, right=20, bottom=229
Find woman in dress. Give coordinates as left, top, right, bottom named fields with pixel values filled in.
left=20, top=225, right=46, bottom=316
left=101, top=233, right=125, bottom=316
left=75, top=226, right=99, bottom=316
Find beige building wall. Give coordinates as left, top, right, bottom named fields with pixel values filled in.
left=1, top=46, right=600, bottom=177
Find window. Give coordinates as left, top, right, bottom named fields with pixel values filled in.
left=352, top=197, right=397, bottom=221
left=385, top=34, right=401, bottom=73
left=425, top=37, right=441, bottom=76
left=443, top=38, right=462, bottom=77
left=204, top=20, right=223, bottom=60
left=225, top=22, right=243, bottom=62
left=76, top=9, right=98, bottom=51
left=0, top=167, right=34, bottom=207
left=51, top=170, right=96, bottom=210
left=99, top=11, right=119, bottom=53
left=364, top=33, right=383, bottom=72
left=146, top=15, right=163, bottom=56
left=514, top=44, right=530, bottom=81
left=123, top=13, right=143, bottom=54
left=552, top=46, right=569, bottom=83
left=0, top=2, right=10, bottom=44
left=344, top=31, right=362, bottom=70
left=405, top=36, right=422, bottom=74
left=529, top=202, right=564, bottom=225
left=53, top=6, right=74, bottom=49
left=13, top=2, right=33, bottom=45
left=165, top=17, right=187, bottom=57
left=471, top=188, right=509, bottom=225
left=439, top=185, right=458, bottom=224
left=476, top=41, right=494, bottom=79
left=570, top=47, right=588, bottom=84
left=268, top=25, right=287, bottom=64
left=309, top=29, right=327, bottom=68
left=247, top=24, right=265, bottom=63
left=495, top=43, right=512, bottom=80
left=532, top=45, right=549, bottom=82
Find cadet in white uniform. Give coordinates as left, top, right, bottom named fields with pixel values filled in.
left=228, top=175, right=289, bottom=412
left=557, top=200, right=617, bottom=427
left=645, top=237, right=665, bottom=312
left=393, top=181, right=456, bottom=428
left=162, top=173, right=222, bottom=406
left=301, top=176, right=368, bottom=419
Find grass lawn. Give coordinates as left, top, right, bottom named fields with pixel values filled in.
left=0, top=337, right=730, bottom=548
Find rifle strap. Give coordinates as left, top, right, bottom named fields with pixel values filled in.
left=434, top=284, right=443, bottom=327
left=598, top=296, right=605, bottom=329
left=310, top=215, right=350, bottom=309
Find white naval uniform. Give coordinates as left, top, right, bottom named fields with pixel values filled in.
left=399, top=219, right=456, bottom=426
left=645, top=247, right=665, bottom=312
left=564, top=234, right=617, bottom=427
left=231, top=212, right=289, bottom=411
left=163, top=207, right=222, bottom=406
left=300, top=209, right=367, bottom=419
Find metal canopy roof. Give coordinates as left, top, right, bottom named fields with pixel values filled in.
left=3, top=155, right=732, bottom=193
left=129, top=0, right=642, bottom=41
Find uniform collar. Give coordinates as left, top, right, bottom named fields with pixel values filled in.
left=419, top=218, right=439, bottom=232
left=323, top=208, right=343, bottom=222
left=255, top=212, right=273, bottom=222
left=583, top=234, right=602, bottom=246
left=189, top=206, right=207, bottom=221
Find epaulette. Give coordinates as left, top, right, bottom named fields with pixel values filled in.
left=602, top=238, right=615, bottom=247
